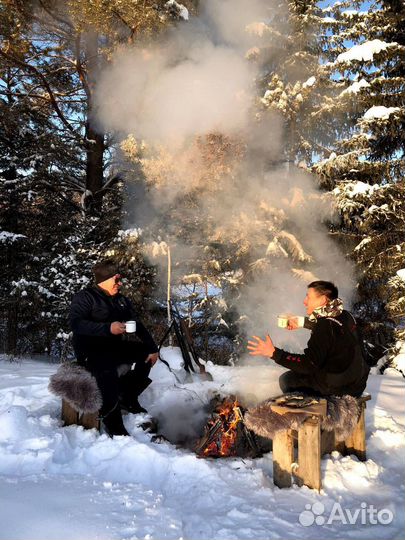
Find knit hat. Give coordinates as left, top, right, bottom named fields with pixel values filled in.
left=92, top=260, right=119, bottom=284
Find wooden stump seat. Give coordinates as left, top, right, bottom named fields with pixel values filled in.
left=272, top=394, right=371, bottom=491
left=61, top=399, right=100, bottom=431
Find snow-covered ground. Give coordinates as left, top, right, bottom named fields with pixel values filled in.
left=0, top=348, right=404, bottom=540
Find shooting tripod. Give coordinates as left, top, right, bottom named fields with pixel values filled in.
left=158, top=302, right=213, bottom=381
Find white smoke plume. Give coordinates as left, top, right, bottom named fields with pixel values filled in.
left=94, top=0, right=270, bottom=142
left=94, top=0, right=356, bottom=360
left=96, top=43, right=253, bottom=143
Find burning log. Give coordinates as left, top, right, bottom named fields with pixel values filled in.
left=195, top=396, right=263, bottom=458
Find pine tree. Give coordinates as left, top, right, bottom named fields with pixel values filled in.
left=0, top=0, right=180, bottom=355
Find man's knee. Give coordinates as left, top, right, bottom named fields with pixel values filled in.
left=113, top=343, right=148, bottom=369
left=279, top=370, right=310, bottom=392
left=279, top=370, right=322, bottom=396
left=279, top=371, right=296, bottom=393
left=91, top=369, right=119, bottom=395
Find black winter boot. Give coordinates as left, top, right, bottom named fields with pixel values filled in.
left=102, top=404, right=130, bottom=437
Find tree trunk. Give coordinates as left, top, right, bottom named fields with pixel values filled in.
left=6, top=304, right=18, bottom=356
left=85, top=123, right=104, bottom=213
left=85, top=30, right=104, bottom=214
left=5, top=167, right=19, bottom=355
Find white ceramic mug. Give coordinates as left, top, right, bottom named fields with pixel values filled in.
left=288, top=315, right=305, bottom=328
left=125, top=320, right=136, bottom=333
left=277, top=314, right=289, bottom=328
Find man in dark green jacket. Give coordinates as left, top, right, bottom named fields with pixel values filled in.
left=247, top=281, right=369, bottom=397
left=70, top=260, right=158, bottom=437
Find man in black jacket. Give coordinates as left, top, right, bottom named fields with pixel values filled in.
left=70, top=260, right=159, bottom=437
left=247, top=281, right=370, bottom=397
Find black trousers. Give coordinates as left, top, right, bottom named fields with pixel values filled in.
left=84, top=342, right=152, bottom=416
left=279, top=370, right=322, bottom=396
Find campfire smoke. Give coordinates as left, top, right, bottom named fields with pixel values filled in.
left=94, top=0, right=357, bottom=376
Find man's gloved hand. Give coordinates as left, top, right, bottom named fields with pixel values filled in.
left=110, top=321, right=126, bottom=335
left=146, top=352, right=159, bottom=366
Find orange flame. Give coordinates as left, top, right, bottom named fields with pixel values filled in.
left=202, top=398, right=242, bottom=458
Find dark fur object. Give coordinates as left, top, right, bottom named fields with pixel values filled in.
left=244, top=393, right=361, bottom=441
left=48, top=362, right=102, bottom=413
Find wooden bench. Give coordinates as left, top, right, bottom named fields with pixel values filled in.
left=272, top=395, right=371, bottom=491
left=61, top=399, right=100, bottom=431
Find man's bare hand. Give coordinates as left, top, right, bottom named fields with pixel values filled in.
left=146, top=352, right=159, bottom=366
left=287, top=317, right=299, bottom=331
left=110, top=321, right=126, bottom=335
left=247, top=335, right=275, bottom=358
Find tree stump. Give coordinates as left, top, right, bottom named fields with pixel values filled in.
left=61, top=399, right=100, bottom=431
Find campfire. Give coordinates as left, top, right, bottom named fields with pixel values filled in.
left=195, top=395, right=264, bottom=458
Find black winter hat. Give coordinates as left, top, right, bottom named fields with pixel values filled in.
left=93, top=260, right=119, bottom=284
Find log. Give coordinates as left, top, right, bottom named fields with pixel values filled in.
left=80, top=411, right=100, bottom=431
left=61, top=399, right=100, bottom=430
left=321, top=428, right=335, bottom=456
left=61, top=399, right=78, bottom=426
left=345, top=401, right=367, bottom=461
left=296, top=417, right=321, bottom=491
left=273, top=429, right=294, bottom=488
left=335, top=439, right=346, bottom=455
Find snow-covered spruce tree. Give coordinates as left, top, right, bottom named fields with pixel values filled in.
left=0, top=3, right=84, bottom=355
left=255, top=0, right=336, bottom=165
left=1, top=179, right=156, bottom=359
left=313, top=0, right=405, bottom=364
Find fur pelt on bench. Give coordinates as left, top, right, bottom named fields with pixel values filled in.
left=244, top=393, right=361, bottom=441
left=49, top=362, right=102, bottom=414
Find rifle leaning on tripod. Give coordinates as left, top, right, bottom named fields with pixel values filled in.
left=158, top=301, right=213, bottom=381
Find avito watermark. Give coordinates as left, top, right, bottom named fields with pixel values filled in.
left=299, top=501, right=394, bottom=527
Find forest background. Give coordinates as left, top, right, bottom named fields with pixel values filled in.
left=0, top=0, right=403, bottom=371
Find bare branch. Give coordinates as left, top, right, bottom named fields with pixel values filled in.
left=37, top=0, right=74, bottom=31
left=12, top=0, right=72, bottom=37
left=40, top=180, right=83, bottom=212
left=97, top=174, right=122, bottom=194
left=111, top=8, right=140, bottom=43
left=0, top=49, right=80, bottom=139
